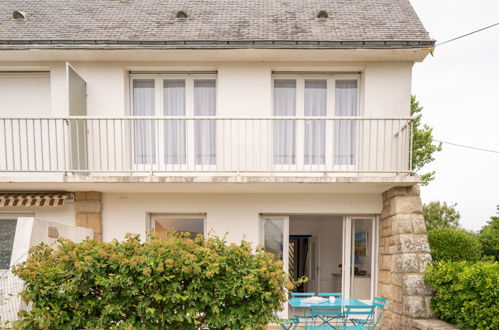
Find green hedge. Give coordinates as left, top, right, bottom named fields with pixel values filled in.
left=427, top=227, right=482, bottom=262
left=424, top=261, right=499, bottom=330
left=13, top=233, right=290, bottom=329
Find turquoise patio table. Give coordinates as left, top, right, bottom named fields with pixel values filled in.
left=288, top=297, right=368, bottom=309
left=288, top=298, right=369, bottom=328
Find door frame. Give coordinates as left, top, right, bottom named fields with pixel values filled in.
left=259, top=215, right=289, bottom=318
left=259, top=215, right=290, bottom=273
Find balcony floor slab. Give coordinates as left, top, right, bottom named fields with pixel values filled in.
left=0, top=174, right=418, bottom=194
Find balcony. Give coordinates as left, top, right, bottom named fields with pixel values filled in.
left=0, top=117, right=413, bottom=180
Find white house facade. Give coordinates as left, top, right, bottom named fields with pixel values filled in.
left=0, top=0, right=436, bottom=328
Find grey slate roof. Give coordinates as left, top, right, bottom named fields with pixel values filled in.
left=0, top=0, right=433, bottom=49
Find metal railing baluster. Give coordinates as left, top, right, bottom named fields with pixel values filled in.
left=0, top=116, right=414, bottom=175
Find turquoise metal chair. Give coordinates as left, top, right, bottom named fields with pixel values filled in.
left=351, top=297, right=386, bottom=329
left=309, top=294, right=343, bottom=326
left=290, top=292, right=316, bottom=325
left=291, top=292, right=315, bottom=297
left=310, top=305, right=344, bottom=327
left=279, top=316, right=298, bottom=330
left=305, top=325, right=335, bottom=329
left=337, top=305, right=375, bottom=329
left=318, top=292, right=342, bottom=298
left=275, top=310, right=298, bottom=330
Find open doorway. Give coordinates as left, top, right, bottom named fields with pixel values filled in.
left=261, top=214, right=377, bottom=305
left=289, top=215, right=343, bottom=294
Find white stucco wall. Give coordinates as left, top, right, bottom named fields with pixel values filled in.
left=0, top=60, right=413, bottom=118
left=102, top=192, right=382, bottom=243
left=0, top=203, right=75, bottom=227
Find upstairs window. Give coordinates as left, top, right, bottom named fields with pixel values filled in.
left=273, top=74, right=359, bottom=166
left=131, top=74, right=217, bottom=168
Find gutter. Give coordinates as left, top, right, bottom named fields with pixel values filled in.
left=0, top=39, right=436, bottom=50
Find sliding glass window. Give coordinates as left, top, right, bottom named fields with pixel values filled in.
left=304, top=79, right=327, bottom=165
left=130, top=74, right=217, bottom=168
left=132, top=79, right=156, bottom=164
left=273, top=80, right=297, bottom=165
left=334, top=80, right=358, bottom=165
left=163, top=80, right=186, bottom=164
left=194, top=80, right=216, bottom=165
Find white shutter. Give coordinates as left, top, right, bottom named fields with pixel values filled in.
left=0, top=72, right=50, bottom=116
left=0, top=72, right=52, bottom=171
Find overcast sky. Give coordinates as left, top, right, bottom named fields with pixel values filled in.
left=409, top=0, right=499, bottom=231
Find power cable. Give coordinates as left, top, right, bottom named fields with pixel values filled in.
left=435, top=21, right=499, bottom=46
left=433, top=139, right=499, bottom=154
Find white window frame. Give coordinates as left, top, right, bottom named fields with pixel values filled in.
left=129, top=73, right=218, bottom=172
left=148, top=213, right=207, bottom=237
left=272, top=73, right=361, bottom=172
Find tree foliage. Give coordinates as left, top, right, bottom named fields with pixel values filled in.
left=423, top=201, right=461, bottom=230
left=479, top=205, right=499, bottom=261
left=427, top=227, right=482, bottom=262
left=12, top=233, right=291, bottom=329
left=411, top=96, right=442, bottom=185
left=424, top=261, right=499, bottom=330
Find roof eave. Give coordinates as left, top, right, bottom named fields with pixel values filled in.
left=0, top=39, right=436, bottom=50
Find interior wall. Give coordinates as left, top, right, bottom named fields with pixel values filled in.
left=290, top=215, right=343, bottom=292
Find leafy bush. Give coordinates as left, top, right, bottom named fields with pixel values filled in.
left=13, top=233, right=291, bottom=329
left=479, top=209, right=499, bottom=261
left=424, top=261, right=499, bottom=330
left=427, top=227, right=482, bottom=262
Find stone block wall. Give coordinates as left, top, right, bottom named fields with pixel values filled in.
left=74, top=192, right=102, bottom=241
left=378, top=185, right=434, bottom=329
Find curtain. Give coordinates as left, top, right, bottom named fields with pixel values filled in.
left=163, top=80, right=186, bottom=164
left=274, top=79, right=296, bottom=164
left=194, top=80, right=216, bottom=165
left=304, top=80, right=327, bottom=164
left=334, top=80, right=358, bottom=165
left=132, top=79, right=155, bottom=164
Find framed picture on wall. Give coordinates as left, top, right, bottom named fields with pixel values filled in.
left=354, top=231, right=367, bottom=256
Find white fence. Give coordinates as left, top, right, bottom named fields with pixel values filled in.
left=0, top=117, right=412, bottom=175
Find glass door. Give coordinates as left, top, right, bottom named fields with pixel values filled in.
left=342, top=216, right=377, bottom=302
left=260, top=216, right=289, bottom=317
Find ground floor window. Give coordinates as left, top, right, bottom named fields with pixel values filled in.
left=0, top=214, right=33, bottom=270
left=0, top=219, right=17, bottom=269
left=149, top=214, right=205, bottom=239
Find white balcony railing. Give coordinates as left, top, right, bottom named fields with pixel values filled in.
left=0, top=117, right=412, bottom=175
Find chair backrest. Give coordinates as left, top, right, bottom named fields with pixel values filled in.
left=371, top=297, right=387, bottom=327
left=310, top=305, right=342, bottom=316
left=291, top=292, right=315, bottom=297
left=373, top=297, right=386, bottom=309
left=343, top=305, right=375, bottom=321
left=318, top=292, right=342, bottom=298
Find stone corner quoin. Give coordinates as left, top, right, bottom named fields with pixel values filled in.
left=378, top=185, right=434, bottom=329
